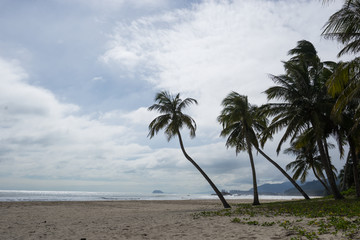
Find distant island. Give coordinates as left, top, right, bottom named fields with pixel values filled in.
left=152, top=190, right=164, bottom=194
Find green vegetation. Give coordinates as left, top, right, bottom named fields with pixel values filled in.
left=193, top=198, right=360, bottom=239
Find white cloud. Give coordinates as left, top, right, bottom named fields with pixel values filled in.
left=0, top=57, right=150, bottom=188
left=0, top=58, right=78, bottom=119
left=102, top=0, right=343, bottom=140
left=101, top=44, right=144, bottom=69
left=98, top=0, right=346, bottom=192
left=91, top=76, right=105, bottom=82
left=0, top=0, right=347, bottom=193
left=0, top=56, right=225, bottom=193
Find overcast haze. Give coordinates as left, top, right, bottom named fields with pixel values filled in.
left=0, top=0, right=348, bottom=193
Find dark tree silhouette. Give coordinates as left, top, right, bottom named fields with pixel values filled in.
left=148, top=91, right=231, bottom=208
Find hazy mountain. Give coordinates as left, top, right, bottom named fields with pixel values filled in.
left=284, top=180, right=328, bottom=196
left=229, top=180, right=327, bottom=196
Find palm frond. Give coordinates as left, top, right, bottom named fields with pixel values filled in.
left=322, top=0, right=360, bottom=56
left=148, top=91, right=197, bottom=140
left=148, top=114, right=171, bottom=139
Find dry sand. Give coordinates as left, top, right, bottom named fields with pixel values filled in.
left=0, top=199, right=346, bottom=239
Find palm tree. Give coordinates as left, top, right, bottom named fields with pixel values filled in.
left=284, top=140, right=332, bottom=194
left=328, top=63, right=360, bottom=197
left=322, top=0, right=360, bottom=197
left=322, top=0, right=360, bottom=57
left=262, top=40, right=344, bottom=199
left=148, top=91, right=231, bottom=209
left=218, top=92, right=261, bottom=205
left=327, top=58, right=360, bottom=128
left=322, top=0, right=360, bottom=123
left=218, top=92, right=310, bottom=204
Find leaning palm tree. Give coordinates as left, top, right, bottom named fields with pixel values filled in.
left=148, top=91, right=231, bottom=209
left=322, top=0, right=360, bottom=57
left=218, top=92, right=261, bottom=205
left=218, top=92, right=310, bottom=204
left=262, top=40, right=344, bottom=199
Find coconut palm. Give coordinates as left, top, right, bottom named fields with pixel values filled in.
left=148, top=91, right=231, bottom=209
left=327, top=58, right=360, bottom=128
left=322, top=0, right=360, bottom=121
left=322, top=0, right=360, bottom=57
left=328, top=62, right=360, bottom=197
left=262, top=40, right=344, bottom=199
left=322, top=0, right=360, bottom=132
left=322, top=0, right=360, bottom=197
left=217, top=92, right=261, bottom=205
left=218, top=92, right=310, bottom=204
left=284, top=139, right=332, bottom=194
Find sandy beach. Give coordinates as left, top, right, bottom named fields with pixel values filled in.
left=0, top=199, right=347, bottom=240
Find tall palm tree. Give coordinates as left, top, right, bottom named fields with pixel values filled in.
left=322, top=0, right=360, bottom=197
left=322, top=0, right=360, bottom=124
left=218, top=92, right=261, bottom=205
left=262, top=40, right=344, bottom=199
left=148, top=91, right=231, bottom=209
left=218, top=92, right=310, bottom=204
left=328, top=62, right=360, bottom=197
left=322, top=0, right=360, bottom=57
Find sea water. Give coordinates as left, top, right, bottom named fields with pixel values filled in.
left=0, top=190, right=305, bottom=202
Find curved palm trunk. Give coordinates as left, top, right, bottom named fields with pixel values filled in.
left=247, top=144, right=260, bottom=205
left=316, top=138, right=344, bottom=199
left=348, top=137, right=360, bottom=198
left=255, top=147, right=310, bottom=200
left=311, top=166, right=331, bottom=194
left=177, top=131, right=231, bottom=209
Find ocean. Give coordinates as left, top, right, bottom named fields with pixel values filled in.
left=0, top=190, right=305, bottom=202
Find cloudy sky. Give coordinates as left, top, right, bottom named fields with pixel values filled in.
left=0, top=0, right=348, bottom=193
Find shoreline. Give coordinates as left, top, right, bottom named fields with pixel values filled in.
left=0, top=189, right=308, bottom=202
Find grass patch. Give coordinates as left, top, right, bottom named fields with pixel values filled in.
left=258, top=197, right=360, bottom=218
left=193, top=197, right=360, bottom=239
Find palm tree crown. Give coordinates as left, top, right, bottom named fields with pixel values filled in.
left=322, top=0, right=360, bottom=56
left=148, top=91, right=231, bottom=208
left=219, top=92, right=310, bottom=201
left=218, top=92, right=266, bottom=154
left=263, top=40, right=335, bottom=153
left=218, top=92, right=266, bottom=205
left=263, top=40, right=344, bottom=199
left=148, top=91, right=197, bottom=141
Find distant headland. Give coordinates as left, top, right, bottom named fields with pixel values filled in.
left=152, top=190, right=164, bottom=194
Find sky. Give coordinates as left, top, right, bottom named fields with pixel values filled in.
left=0, top=0, right=350, bottom=194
